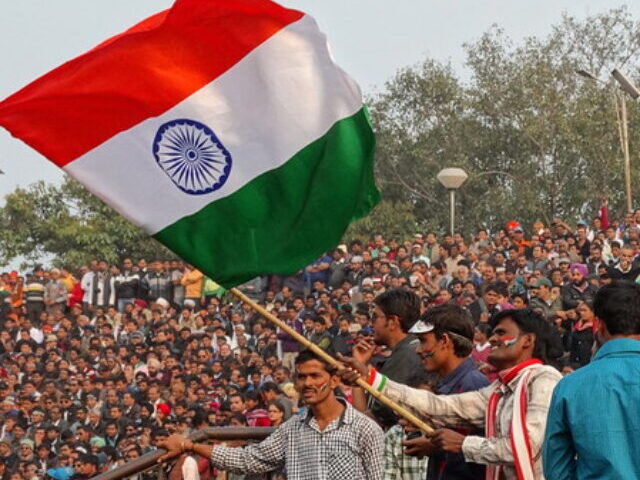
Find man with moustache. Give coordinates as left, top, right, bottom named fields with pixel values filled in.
left=406, top=304, right=489, bottom=479
left=341, top=308, right=561, bottom=480
left=157, top=349, right=384, bottom=480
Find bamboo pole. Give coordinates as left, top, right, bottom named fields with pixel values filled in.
left=230, top=288, right=434, bottom=434
left=90, top=427, right=275, bottom=480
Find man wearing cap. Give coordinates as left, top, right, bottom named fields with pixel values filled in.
left=529, top=278, right=561, bottom=320
left=411, top=244, right=430, bottom=266
left=346, top=255, right=365, bottom=287
left=511, top=226, right=531, bottom=255
left=19, top=438, right=36, bottom=462
left=561, top=264, right=597, bottom=310
left=401, top=304, right=489, bottom=480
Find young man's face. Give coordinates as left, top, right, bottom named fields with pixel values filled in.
left=294, top=359, right=337, bottom=406
left=487, top=317, right=534, bottom=370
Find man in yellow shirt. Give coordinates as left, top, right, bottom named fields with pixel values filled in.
left=180, top=264, right=203, bottom=308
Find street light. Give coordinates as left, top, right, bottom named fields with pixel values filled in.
left=577, top=68, right=640, bottom=212
left=437, top=167, right=468, bottom=236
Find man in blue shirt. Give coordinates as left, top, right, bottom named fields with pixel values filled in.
left=402, top=303, right=489, bottom=480
left=543, top=281, right=640, bottom=480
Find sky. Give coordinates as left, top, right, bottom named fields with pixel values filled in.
left=0, top=0, right=639, bottom=198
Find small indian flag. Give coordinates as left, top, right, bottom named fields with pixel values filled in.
left=0, top=0, right=379, bottom=288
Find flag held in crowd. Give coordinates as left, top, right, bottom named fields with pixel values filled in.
left=0, top=0, right=379, bottom=288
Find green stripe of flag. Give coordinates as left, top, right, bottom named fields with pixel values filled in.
left=154, top=107, right=379, bottom=288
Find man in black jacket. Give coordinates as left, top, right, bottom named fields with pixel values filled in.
left=114, top=258, right=140, bottom=311
left=561, top=264, right=597, bottom=310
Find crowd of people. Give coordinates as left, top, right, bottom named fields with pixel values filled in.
left=0, top=200, right=639, bottom=479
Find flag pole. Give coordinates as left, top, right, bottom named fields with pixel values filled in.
left=229, top=287, right=434, bottom=434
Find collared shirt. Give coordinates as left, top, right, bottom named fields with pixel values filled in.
left=383, top=424, right=428, bottom=480
left=543, top=338, right=640, bottom=480
left=381, top=364, right=561, bottom=480
left=210, top=400, right=384, bottom=479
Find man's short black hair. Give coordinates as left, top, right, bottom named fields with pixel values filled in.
left=294, top=349, right=337, bottom=375
left=491, top=308, right=555, bottom=363
left=259, top=382, right=280, bottom=394
left=373, top=288, right=420, bottom=333
left=485, top=282, right=509, bottom=297
left=422, top=304, right=474, bottom=357
left=594, top=281, right=640, bottom=336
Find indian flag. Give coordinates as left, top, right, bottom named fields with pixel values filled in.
left=0, top=0, right=379, bottom=288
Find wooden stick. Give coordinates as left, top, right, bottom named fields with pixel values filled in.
left=230, top=287, right=434, bottom=434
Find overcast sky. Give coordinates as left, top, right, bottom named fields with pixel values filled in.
left=0, top=0, right=638, bottom=198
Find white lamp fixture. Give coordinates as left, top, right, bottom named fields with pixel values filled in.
left=437, top=168, right=468, bottom=236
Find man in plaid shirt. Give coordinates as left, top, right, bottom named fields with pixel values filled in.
left=159, top=349, right=384, bottom=479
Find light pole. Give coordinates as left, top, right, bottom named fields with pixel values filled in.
left=577, top=68, right=640, bottom=212
left=437, top=168, right=468, bottom=236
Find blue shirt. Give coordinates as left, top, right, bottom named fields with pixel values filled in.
left=429, top=357, right=489, bottom=480
left=543, top=338, right=640, bottom=480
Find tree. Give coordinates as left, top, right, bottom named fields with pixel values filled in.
left=0, top=177, right=174, bottom=269
left=345, top=200, right=418, bottom=241
left=369, top=7, right=640, bottom=236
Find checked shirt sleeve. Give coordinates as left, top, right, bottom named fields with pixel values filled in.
left=210, top=425, right=285, bottom=475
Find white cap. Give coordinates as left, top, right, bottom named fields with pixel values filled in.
left=408, top=320, right=435, bottom=334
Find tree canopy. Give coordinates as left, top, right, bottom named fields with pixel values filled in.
left=371, top=6, right=640, bottom=234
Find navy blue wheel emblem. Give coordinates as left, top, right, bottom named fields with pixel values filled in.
left=152, top=119, right=232, bottom=195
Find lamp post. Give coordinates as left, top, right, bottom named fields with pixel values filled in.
left=437, top=168, right=468, bottom=236
left=577, top=68, right=640, bottom=212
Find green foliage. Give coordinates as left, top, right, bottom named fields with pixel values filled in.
left=369, top=7, right=640, bottom=235
left=0, top=177, right=174, bottom=269
left=345, top=200, right=418, bottom=241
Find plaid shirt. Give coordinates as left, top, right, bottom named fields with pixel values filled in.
left=383, top=424, right=428, bottom=480
left=210, top=400, right=384, bottom=479
left=381, top=365, right=561, bottom=480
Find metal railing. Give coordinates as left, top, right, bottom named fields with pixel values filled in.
left=91, top=427, right=275, bottom=480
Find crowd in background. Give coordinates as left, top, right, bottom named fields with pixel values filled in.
left=1, top=199, right=639, bottom=479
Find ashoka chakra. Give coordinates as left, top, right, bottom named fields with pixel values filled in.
left=152, top=119, right=232, bottom=195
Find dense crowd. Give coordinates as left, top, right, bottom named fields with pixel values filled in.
left=0, top=199, right=639, bottom=479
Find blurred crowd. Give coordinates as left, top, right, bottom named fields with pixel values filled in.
left=0, top=199, right=639, bottom=479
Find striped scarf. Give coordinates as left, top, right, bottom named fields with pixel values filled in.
left=485, top=358, right=543, bottom=480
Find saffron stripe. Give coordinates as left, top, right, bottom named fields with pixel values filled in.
left=0, top=0, right=303, bottom=166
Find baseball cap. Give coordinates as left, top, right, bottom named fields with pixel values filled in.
left=557, top=257, right=571, bottom=265
left=533, top=278, right=552, bottom=288
left=408, top=320, right=435, bottom=334
left=350, top=255, right=363, bottom=264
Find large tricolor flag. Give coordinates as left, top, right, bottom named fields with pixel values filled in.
left=0, top=0, right=379, bottom=287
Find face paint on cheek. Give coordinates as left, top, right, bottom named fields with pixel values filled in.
left=420, top=350, right=435, bottom=359
left=499, top=336, right=518, bottom=347
left=317, top=382, right=329, bottom=392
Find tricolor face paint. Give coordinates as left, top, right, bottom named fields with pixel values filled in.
left=499, top=336, right=518, bottom=347
left=420, top=350, right=435, bottom=359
